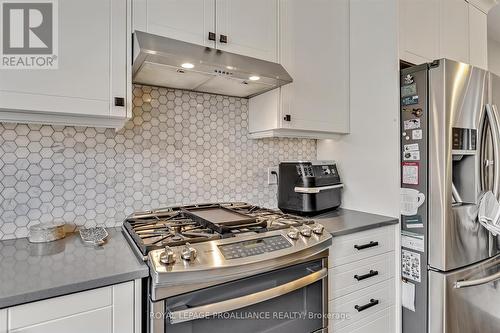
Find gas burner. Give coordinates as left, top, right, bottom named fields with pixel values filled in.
left=122, top=202, right=314, bottom=258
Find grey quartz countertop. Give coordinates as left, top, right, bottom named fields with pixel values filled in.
left=313, top=208, right=399, bottom=236
left=0, top=227, right=149, bottom=309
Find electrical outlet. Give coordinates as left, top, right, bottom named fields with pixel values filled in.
left=268, top=167, right=278, bottom=185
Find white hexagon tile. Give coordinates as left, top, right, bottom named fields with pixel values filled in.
left=0, top=86, right=316, bottom=240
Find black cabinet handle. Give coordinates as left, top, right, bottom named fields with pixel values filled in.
left=354, top=299, right=379, bottom=312
left=354, top=241, right=379, bottom=250
left=354, top=270, right=379, bottom=281
left=219, top=34, right=228, bottom=43
left=283, top=114, right=291, bottom=122
left=208, top=32, right=216, bottom=41
left=114, top=97, right=125, bottom=107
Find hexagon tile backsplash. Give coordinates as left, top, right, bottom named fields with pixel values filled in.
left=0, top=85, right=316, bottom=239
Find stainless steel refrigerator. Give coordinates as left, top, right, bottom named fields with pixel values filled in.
left=400, top=59, right=500, bottom=333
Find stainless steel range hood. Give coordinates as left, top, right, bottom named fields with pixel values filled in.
left=132, top=31, right=293, bottom=98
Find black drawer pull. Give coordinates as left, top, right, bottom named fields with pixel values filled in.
left=354, top=299, right=379, bottom=312
left=354, top=241, right=379, bottom=250
left=354, top=270, right=379, bottom=281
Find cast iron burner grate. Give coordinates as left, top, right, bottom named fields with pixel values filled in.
left=122, top=202, right=314, bottom=257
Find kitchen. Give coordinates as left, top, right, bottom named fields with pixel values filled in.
left=0, top=0, right=499, bottom=332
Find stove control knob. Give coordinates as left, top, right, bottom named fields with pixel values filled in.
left=181, top=243, right=197, bottom=261
left=160, top=246, right=176, bottom=265
left=313, top=224, right=325, bottom=235
left=300, top=225, right=313, bottom=237
left=287, top=227, right=300, bottom=240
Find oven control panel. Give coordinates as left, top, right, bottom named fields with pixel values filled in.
left=218, top=235, right=292, bottom=259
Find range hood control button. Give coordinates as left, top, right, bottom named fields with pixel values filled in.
left=181, top=243, right=198, bottom=261
left=300, top=226, right=313, bottom=237
left=313, top=224, right=325, bottom=235
left=287, top=227, right=299, bottom=240
left=160, top=246, right=176, bottom=265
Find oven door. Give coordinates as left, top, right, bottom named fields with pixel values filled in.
left=150, top=259, right=328, bottom=333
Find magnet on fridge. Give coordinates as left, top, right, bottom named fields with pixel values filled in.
left=400, top=187, right=425, bottom=214
left=412, top=129, right=423, bottom=140
left=404, top=151, right=420, bottom=161
left=404, top=119, right=421, bottom=130
left=404, top=143, right=419, bottom=152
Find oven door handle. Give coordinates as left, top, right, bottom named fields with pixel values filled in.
left=168, top=268, right=328, bottom=324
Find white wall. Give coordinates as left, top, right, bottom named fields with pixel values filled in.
left=489, top=37, right=500, bottom=76
left=317, top=0, right=400, bottom=218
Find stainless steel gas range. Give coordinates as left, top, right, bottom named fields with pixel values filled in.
left=122, top=202, right=332, bottom=333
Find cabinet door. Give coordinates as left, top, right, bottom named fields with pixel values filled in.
left=399, top=0, right=439, bottom=64
left=279, top=0, right=349, bottom=133
left=215, top=0, right=278, bottom=62
left=0, top=309, right=6, bottom=333
left=10, top=308, right=112, bottom=333
left=134, top=0, right=215, bottom=48
left=0, top=0, right=128, bottom=123
left=440, top=0, right=469, bottom=64
left=6, top=282, right=137, bottom=333
left=469, top=4, right=488, bottom=70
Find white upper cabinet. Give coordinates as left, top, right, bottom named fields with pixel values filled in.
left=133, top=0, right=278, bottom=62
left=399, top=0, right=440, bottom=65
left=468, top=4, right=488, bottom=70
left=133, top=0, right=216, bottom=48
left=0, top=0, right=131, bottom=129
left=440, top=0, right=469, bottom=64
left=249, top=0, right=350, bottom=138
left=399, top=0, right=488, bottom=70
left=215, top=0, right=278, bottom=62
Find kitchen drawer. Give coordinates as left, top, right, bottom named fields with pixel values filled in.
left=9, top=286, right=112, bottom=330
left=329, top=252, right=395, bottom=300
left=329, top=226, right=395, bottom=267
left=0, top=309, right=6, bottom=333
left=10, top=307, right=112, bottom=333
left=332, top=306, right=395, bottom=333
left=329, top=278, right=395, bottom=330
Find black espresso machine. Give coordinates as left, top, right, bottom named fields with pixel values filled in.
left=278, top=161, right=343, bottom=215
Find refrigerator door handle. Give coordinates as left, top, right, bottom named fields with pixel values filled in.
left=485, top=104, right=500, bottom=197
left=455, top=270, right=500, bottom=289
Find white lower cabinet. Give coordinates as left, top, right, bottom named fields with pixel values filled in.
left=0, top=309, right=6, bottom=333
left=329, top=225, right=395, bottom=267
left=328, top=225, right=396, bottom=333
left=334, top=306, right=395, bottom=333
left=4, top=281, right=140, bottom=333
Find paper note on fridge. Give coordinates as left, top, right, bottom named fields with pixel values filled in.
left=402, top=162, right=419, bottom=185
left=404, top=119, right=421, bottom=130
left=402, top=280, right=416, bottom=312
left=402, top=249, right=421, bottom=282
left=401, top=232, right=424, bottom=252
